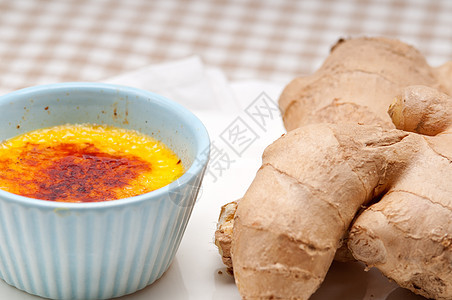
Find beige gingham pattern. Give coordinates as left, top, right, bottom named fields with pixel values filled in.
left=0, top=0, right=451, bottom=93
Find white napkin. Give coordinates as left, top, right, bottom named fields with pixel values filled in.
left=104, top=56, right=242, bottom=114
left=105, top=56, right=288, bottom=196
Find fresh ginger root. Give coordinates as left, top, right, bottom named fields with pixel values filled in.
left=348, top=86, right=452, bottom=299
left=279, top=37, right=452, bottom=131
left=215, top=37, right=452, bottom=299
left=215, top=200, right=238, bottom=274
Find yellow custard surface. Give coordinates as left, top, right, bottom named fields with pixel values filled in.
left=0, top=124, right=184, bottom=202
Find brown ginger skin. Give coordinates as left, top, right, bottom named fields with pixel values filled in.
left=388, top=85, right=452, bottom=136
left=232, top=88, right=452, bottom=300
left=215, top=37, right=452, bottom=300
left=279, top=37, right=450, bottom=131
left=232, top=124, right=418, bottom=299
left=348, top=86, right=452, bottom=299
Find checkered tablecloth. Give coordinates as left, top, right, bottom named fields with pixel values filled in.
left=0, top=0, right=451, bottom=93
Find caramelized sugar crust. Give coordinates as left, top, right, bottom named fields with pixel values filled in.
left=0, top=124, right=184, bottom=202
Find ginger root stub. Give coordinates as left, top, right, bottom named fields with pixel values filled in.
left=347, top=86, right=452, bottom=299
left=215, top=37, right=452, bottom=300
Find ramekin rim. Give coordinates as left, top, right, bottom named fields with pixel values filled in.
left=0, top=82, right=211, bottom=210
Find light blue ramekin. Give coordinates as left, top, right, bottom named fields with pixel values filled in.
left=0, top=83, right=210, bottom=299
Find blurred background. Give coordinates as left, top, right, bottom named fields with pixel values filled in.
left=0, top=0, right=451, bottom=93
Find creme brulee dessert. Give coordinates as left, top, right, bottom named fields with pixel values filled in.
left=0, top=124, right=184, bottom=202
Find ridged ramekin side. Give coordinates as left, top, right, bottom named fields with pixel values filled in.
left=0, top=181, right=201, bottom=300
